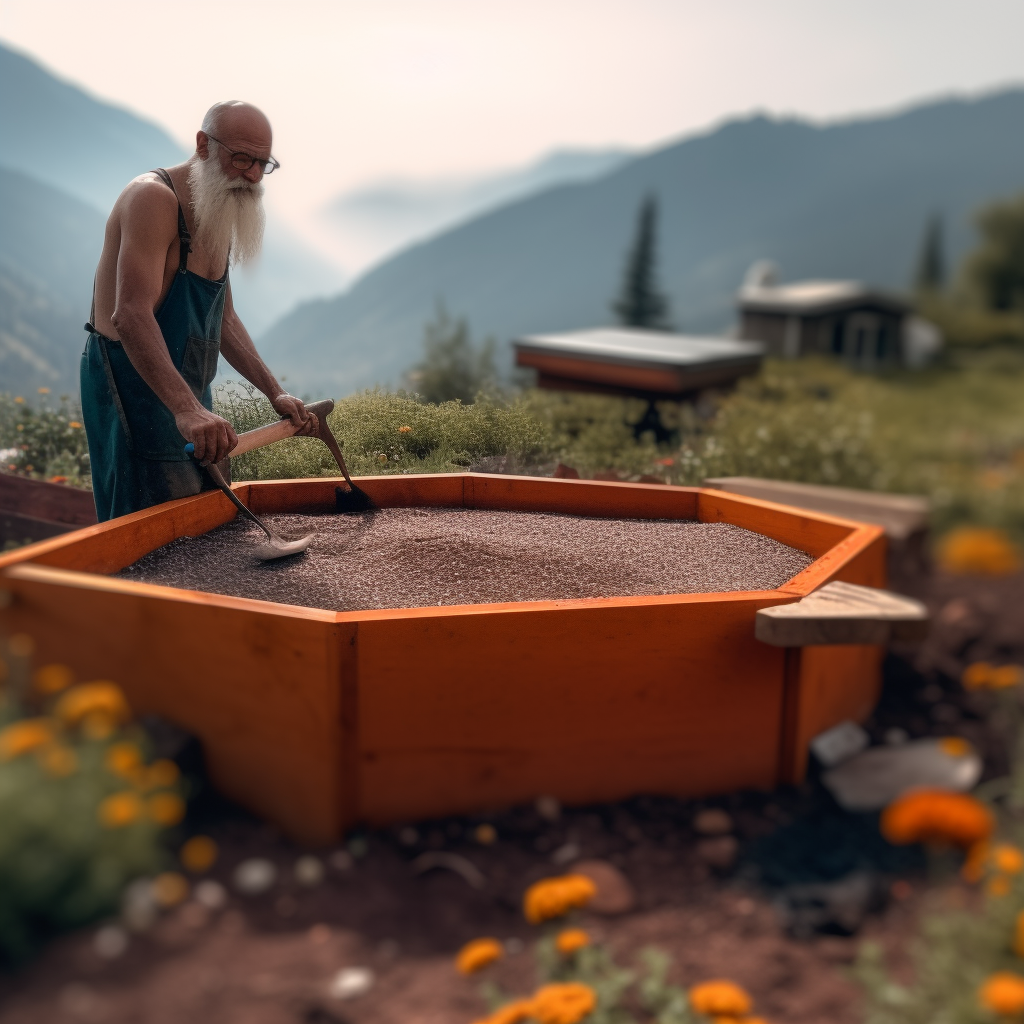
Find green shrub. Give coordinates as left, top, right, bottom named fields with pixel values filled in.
left=0, top=392, right=90, bottom=486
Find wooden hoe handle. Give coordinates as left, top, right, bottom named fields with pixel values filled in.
left=210, top=399, right=336, bottom=459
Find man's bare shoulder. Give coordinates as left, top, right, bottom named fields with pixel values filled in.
left=111, top=173, right=178, bottom=228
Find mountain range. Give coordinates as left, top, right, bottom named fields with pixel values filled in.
left=260, top=88, right=1024, bottom=398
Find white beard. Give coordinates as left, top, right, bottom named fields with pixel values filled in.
left=187, top=148, right=265, bottom=265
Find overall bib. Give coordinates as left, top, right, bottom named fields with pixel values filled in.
left=81, top=169, right=227, bottom=522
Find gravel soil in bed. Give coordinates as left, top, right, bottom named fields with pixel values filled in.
left=117, top=507, right=813, bottom=610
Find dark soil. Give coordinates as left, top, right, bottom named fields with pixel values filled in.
left=1, top=563, right=1022, bottom=1024
left=117, top=509, right=813, bottom=611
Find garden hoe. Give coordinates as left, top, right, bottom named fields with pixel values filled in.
left=184, top=398, right=373, bottom=561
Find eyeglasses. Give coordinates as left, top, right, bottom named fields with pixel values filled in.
left=205, top=133, right=281, bottom=174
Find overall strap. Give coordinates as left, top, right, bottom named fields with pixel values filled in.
left=152, top=168, right=192, bottom=274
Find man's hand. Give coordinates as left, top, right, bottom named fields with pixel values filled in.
left=271, top=393, right=317, bottom=436
left=176, top=407, right=238, bottom=465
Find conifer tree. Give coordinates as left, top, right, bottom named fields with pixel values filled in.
left=915, top=213, right=946, bottom=293
left=612, top=195, right=672, bottom=330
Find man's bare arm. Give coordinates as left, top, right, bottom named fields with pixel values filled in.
left=110, top=181, right=237, bottom=464
left=219, top=283, right=315, bottom=434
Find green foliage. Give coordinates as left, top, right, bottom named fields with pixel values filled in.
left=915, top=213, right=947, bottom=293
left=967, top=192, right=1024, bottom=312
left=408, top=301, right=499, bottom=404
left=0, top=392, right=90, bottom=486
left=612, top=194, right=672, bottom=330
left=215, top=381, right=550, bottom=481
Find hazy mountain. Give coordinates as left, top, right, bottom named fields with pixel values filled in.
left=0, top=167, right=104, bottom=396
left=0, top=42, right=344, bottom=348
left=261, top=89, right=1024, bottom=398
left=321, top=148, right=631, bottom=273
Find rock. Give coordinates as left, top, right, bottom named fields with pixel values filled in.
left=778, top=871, right=882, bottom=938
left=693, top=808, right=733, bottom=836
left=194, top=879, right=228, bottom=909
left=821, top=738, right=983, bottom=811
left=121, top=879, right=158, bottom=932
left=695, top=835, right=739, bottom=871
left=295, top=855, right=325, bottom=887
left=535, top=795, right=562, bottom=822
left=329, top=966, right=375, bottom=1000
left=233, top=858, right=278, bottom=895
left=551, top=842, right=581, bottom=866
left=329, top=850, right=354, bottom=872
left=571, top=859, right=636, bottom=914
left=93, top=924, right=129, bottom=959
left=504, top=937, right=525, bottom=954
left=809, top=720, right=870, bottom=767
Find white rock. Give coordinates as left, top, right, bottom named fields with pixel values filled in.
left=120, top=879, right=157, bottom=932
left=194, top=879, right=228, bottom=909
left=822, top=739, right=983, bottom=811
left=233, top=858, right=278, bottom=895
left=295, top=856, right=325, bottom=887
left=328, top=966, right=375, bottom=1000
left=93, top=924, right=128, bottom=959
left=810, top=720, right=870, bottom=767
left=551, top=842, right=581, bottom=865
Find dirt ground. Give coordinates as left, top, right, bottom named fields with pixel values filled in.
left=1, top=559, right=1021, bottom=1024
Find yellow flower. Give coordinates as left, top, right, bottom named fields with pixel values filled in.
left=523, top=874, right=597, bottom=924
left=37, top=387, right=50, bottom=394
left=180, top=835, right=219, bottom=873
left=939, top=737, right=972, bottom=758
left=39, top=744, right=77, bottom=777
left=456, top=937, right=503, bottom=974
left=142, top=759, right=180, bottom=790
left=68, top=420, right=82, bottom=429
left=99, top=791, right=142, bottom=828
left=555, top=928, right=590, bottom=955
left=152, top=872, right=189, bottom=907
left=689, top=980, right=753, bottom=1018
left=33, top=663, right=74, bottom=695
left=881, top=790, right=994, bottom=850
left=530, top=982, right=597, bottom=1024
left=105, top=742, right=143, bottom=779
left=937, top=527, right=1022, bottom=575
left=0, top=719, right=55, bottom=760
left=979, top=971, right=1024, bottom=1015
left=147, top=792, right=186, bottom=826
left=54, top=682, right=131, bottom=729
left=398, top=425, right=412, bottom=433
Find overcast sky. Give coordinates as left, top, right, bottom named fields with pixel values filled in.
left=3, top=0, right=1023, bottom=228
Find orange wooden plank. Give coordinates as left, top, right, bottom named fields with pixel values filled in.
left=354, top=597, right=786, bottom=824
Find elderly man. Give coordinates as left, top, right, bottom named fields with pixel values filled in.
left=81, top=100, right=313, bottom=521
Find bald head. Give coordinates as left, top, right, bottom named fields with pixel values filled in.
left=202, top=101, right=271, bottom=141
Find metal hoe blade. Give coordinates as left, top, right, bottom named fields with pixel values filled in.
left=204, top=463, right=313, bottom=561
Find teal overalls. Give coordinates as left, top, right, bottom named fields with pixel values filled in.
left=81, top=168, right=226, bottom=522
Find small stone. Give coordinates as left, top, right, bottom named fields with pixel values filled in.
left=121, top=879, right=157, bottom=933
left=695, top=835, right=739, bottom=870
left=571, top=859, right=636, bottom=914
left=93, top=924, right=128, bottom=959
left=194, top=879, right=227, bottom=909
left=308, top=923, right=332, bottom=945
left=535, top=795, right=562, bottom=822
left=693, top=809, right=733, bottom=836
left=551, top=842, right=581, bottom=865
left=398, top=826, right=420, bottom=846
left=329, top=966, right=375, bottom=1001
left=329, top=850, right=354, bottom=872
left=233, top=858, right=277, bottom=895
left=295, top=855, right=325, bottom=887
left=504, top=937, right=524, bottom=955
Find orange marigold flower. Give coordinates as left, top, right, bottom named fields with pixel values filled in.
left=880, top=790, right=994, bottom=850
left=689, top=979, right=753, bottom=1018
left=153, top=871, right=189, bottom=907
left=398, top=425, right=412, bottom=433
left=0, top=718, right=55, bottom=760
left=68, top=420, right=83, bottom=428
left=39, top=744, right=77, bottom=777
left=963, top=662, right=994, bottom=690
left=14, top=396, right=24, bottom=404
left=987, top=874, right=1013, bottom=897
left=456, top=937, right=503, bottom=974
left=523, top=874, right=597, bottom=924
left=99, top=791, right=142, bottom=828
left=994, top=844, right=1024, bottom=876
left=180, top=835, right=219, bottom=873
left=939, top=737, right=972, bottom=758
left=82, top=712, right=116, bottom=740
left=992, top=665, right=1024, bottom=689
left=105, top=742, right=143, bottom=779
left=471, top=999, right=535, bottom=1024
left=48, top=476, right=68, bottom=484
left=530, top=982, right=597, bottom=1024
left=37, top=387, right=50, bottom=394
left=963, top=841, right=991, bottom=884
left=979, top=971, right=1024, bottom=1015
left=555, top=928, right=590, bottom=955
left=147, top=792, right=186, bottom=826
left=33, top=663, right=74, bottom=695
left=142, top=759, right=180, bottom=789
left=54, top=682, right=131, bottom=729
left=937, top=527, right=1022, bottom=576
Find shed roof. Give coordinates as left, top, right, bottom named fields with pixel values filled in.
left=738, top=280, right=910, bottom=317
